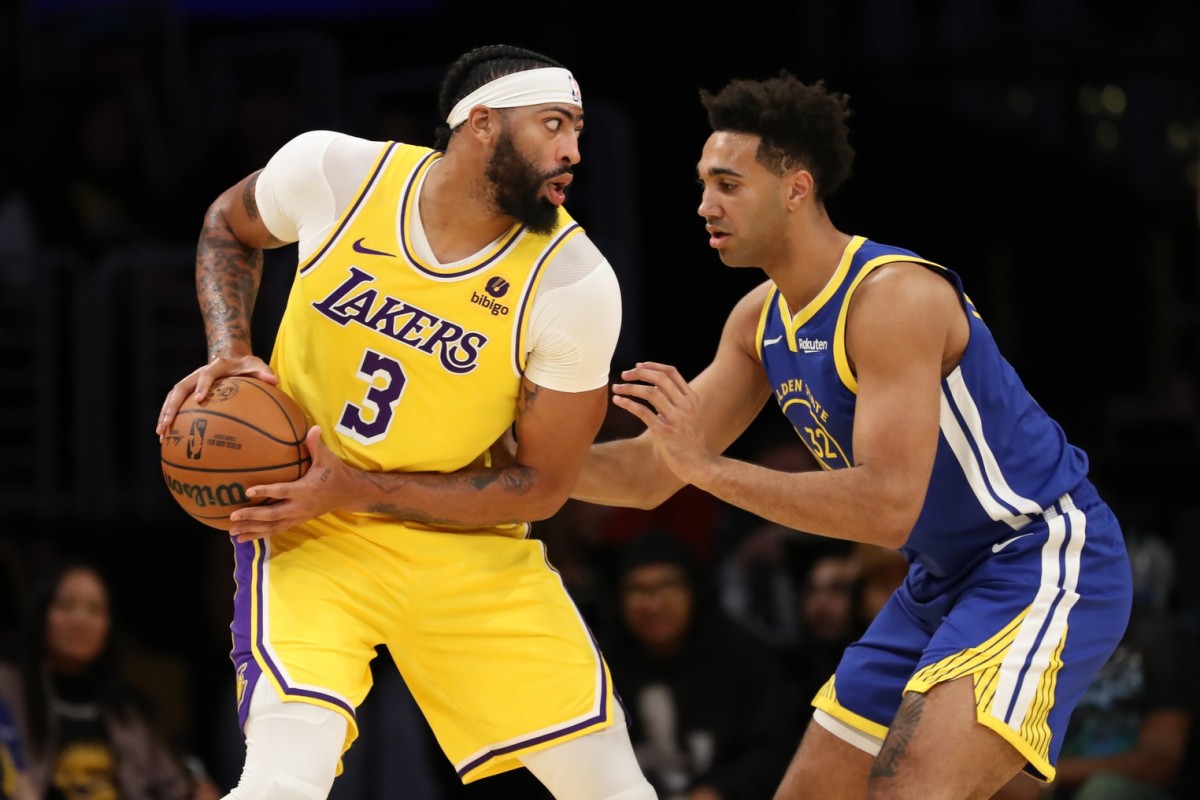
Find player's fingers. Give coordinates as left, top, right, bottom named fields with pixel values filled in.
left=242, top=482, right=290, bottom=502
left=250, top=368, right=279, bottom=385
left=611, top=381, right=668, bottom=413
left=633, top=362, right=698, bottom=410
left=630, top=361, right=684, bottom=380
left=305, top=425, right=324, bottom=454
left=191, top=371, right=218, bottom=403
left=620, top=364, right=688, bottom=402
left=612, top=394, right=658, bottom=426
left=157, top=379, right=198, bottom=435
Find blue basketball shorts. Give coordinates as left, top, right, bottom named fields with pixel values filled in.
left=812, top=484, right=1133, bottom=782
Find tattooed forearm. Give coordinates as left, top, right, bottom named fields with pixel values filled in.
left=197, top=207, right=263, bottom=359
left=467, top=466, right=533, bottom=493
left=360, top=466, right=535, bottom=524
left=870, top=692, right=925, bottom=780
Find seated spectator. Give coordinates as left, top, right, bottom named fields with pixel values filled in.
left=852, top=543, right=909, bottom=625
left=781, top=541, right=864, bottom=712
left=599, top=529, right=801, bottom=800
left=0, top=559, right=218, bottom=800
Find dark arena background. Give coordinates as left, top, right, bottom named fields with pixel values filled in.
left=1, top=0, right=1198, bottom=795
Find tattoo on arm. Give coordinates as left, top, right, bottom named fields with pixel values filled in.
left=242, top=173, right=261, bottom=222
left=242, top=170, right=287, bottom=247
left=361, top=465, right=535, bottom=525
left=870, top=692, right=925, bottom=780
left=197, top=205, right=262, bottom=360
left=520, top=382, right=540, bottom=414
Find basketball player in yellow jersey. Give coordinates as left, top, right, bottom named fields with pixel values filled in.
left=155, top=45, right=657, bottom=800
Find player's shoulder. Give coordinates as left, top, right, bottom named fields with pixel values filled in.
left=721, top=279, right=775, bottom=339
left=270, top=130, right=389, bottom=164
left=554, top=227, right=604, bottom=262
left=537, top=225, right=612, bottom=285
left=736, top=279, right=776, bottom=313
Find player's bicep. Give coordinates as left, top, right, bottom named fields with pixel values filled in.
left=209, top=172, right=285, bottom=250
left=848, top=267, right=954, bottom=506
left=511, top=378, right=608, bottom=510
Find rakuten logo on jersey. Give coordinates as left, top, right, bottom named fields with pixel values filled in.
left=797, top=337, right=828, bottom=354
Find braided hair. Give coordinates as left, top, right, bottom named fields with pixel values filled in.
left=700, top=71, right=855, bottom=204
left=433, top=44, right=567, bottom=150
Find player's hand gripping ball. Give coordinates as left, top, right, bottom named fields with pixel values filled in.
left=160, top=377, right=311, bottom=530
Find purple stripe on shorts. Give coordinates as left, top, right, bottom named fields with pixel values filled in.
left=229, top=539, right=357, bottom=723
left=456, top=648, right=609, bottom=779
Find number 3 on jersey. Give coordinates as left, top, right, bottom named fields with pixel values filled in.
left=337, top=349, right=407, bottom=444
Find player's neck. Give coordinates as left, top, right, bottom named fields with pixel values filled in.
left=418, top=155, right=516, bottom=262
left=768, top=218, right=852, bottom=314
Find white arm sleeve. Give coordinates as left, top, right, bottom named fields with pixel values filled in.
left=254, top=130, right=384, bottom=260
left=523, top=234, right=622, bottom=393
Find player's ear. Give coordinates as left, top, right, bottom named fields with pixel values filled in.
left=785, top=168, right=814, bottom=209
left=467, top=106, right=498, bottom=141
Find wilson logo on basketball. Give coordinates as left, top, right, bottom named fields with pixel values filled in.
left=161, top=471, right=251, bottom=508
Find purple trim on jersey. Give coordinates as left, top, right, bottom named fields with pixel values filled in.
left=510, top=222, right=580, bottom=375
left=397, top=157, right=524, bottom=279
left=456, top=649, right=609, bottom=779
left=299, top=142, right=400, bottom=277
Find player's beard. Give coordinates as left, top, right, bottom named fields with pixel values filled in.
left=485, top=128, right=565, bottom=235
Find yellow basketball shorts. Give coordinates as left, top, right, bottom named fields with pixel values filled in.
left=229, top=513, right=618, bottom=783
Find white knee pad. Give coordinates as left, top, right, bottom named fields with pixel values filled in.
left=520, top=706, right=658, bottom=800
left=224, top=680, right=348, bottom=800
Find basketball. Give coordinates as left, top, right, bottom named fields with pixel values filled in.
left=160, top=376, right=312, bottom=530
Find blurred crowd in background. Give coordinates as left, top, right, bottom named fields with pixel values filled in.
left=0, top=0, right=1198, bottom=797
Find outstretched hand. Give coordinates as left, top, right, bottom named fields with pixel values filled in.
left=228, top=426, right=357, bottom=542
left=611, top=361, right=715, bottom=485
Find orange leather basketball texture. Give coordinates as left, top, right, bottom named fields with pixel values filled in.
left=160, top=377, right=311, bottom=530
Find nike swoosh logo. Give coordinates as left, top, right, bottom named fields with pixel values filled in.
left=352, top=237, right=396, bottom=257
left=763, top=336, right=783, bottom=346
left=992, top=532, right=1037, bottom=553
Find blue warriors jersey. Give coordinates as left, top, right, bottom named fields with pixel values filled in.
left=757, top=236, right=1090, bottom=577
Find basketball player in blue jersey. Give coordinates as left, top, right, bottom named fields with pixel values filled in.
left=572, top=72, right=1133, bottom=800
left=154, top=45, right=657, bottom=800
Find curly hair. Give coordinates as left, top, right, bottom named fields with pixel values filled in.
left=699, top=71, right=855, bottom=203
left=432, top=44, right=567, bottom=150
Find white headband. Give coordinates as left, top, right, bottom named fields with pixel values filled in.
left=446, top=67, right=582, bottom=129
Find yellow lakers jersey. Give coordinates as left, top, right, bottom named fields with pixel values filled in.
left=270, top=142, right=582, bottom=476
